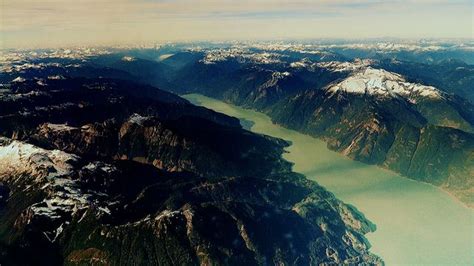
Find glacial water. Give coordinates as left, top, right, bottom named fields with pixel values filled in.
left=184, top=94, right=474, bottom=266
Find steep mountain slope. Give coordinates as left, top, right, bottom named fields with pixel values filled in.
left=269, top=66, right=474, bottom=206
left=0, top=78, right=381, bottom=265
left=167, top=56, right=344, bottom=111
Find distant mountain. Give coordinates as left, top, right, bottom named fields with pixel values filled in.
left=0, top=77, right=381, bottom=265
left=326, top=43, right=474, bottom=64
left=0, top=62, right=136, bottom=85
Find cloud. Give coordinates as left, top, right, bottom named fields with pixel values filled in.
left=1, top=0, right=472, bottom=47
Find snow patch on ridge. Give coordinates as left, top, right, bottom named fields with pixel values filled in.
left=12, top=76, right=26, bottom=83
left=0, top=137, right=78, bottom=182
left=128, top=113, right=151, bottom=125
left=0, top=138, right=113, bottom=241
left=317, top=59, right=373, bottom=72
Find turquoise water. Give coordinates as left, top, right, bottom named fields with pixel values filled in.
left=184, top=94, right=474, bottom=266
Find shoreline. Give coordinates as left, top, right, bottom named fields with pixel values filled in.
left=187, top=93, right=473, bottom=211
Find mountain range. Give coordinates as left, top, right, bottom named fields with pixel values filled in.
left=0, top=77, right=381, bottom=264
left=2, top=44, right=473, bottom=207
left=1, top=41, right=473, bottom=264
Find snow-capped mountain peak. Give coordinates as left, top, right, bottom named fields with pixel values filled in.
left=327, top=66, right=443, bottom=101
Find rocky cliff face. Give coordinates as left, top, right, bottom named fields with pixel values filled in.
left=0, top=78, right=381, bottom=265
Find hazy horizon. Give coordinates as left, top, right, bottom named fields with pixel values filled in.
left=1, top=0, right=473, bottom=48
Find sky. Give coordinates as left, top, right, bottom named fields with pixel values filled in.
left=1, top=0, right=473, bottom=48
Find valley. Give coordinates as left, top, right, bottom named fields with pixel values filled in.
left=184, top=93, right=474, bottom=265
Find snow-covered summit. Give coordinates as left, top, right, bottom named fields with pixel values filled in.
left=327, top=67, right=444, bottom=101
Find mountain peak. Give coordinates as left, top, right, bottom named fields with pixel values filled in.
left=327, top=66, right=444, bottom=101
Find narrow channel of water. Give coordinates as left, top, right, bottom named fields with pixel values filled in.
left=184, top=93, right=474, bottom=265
